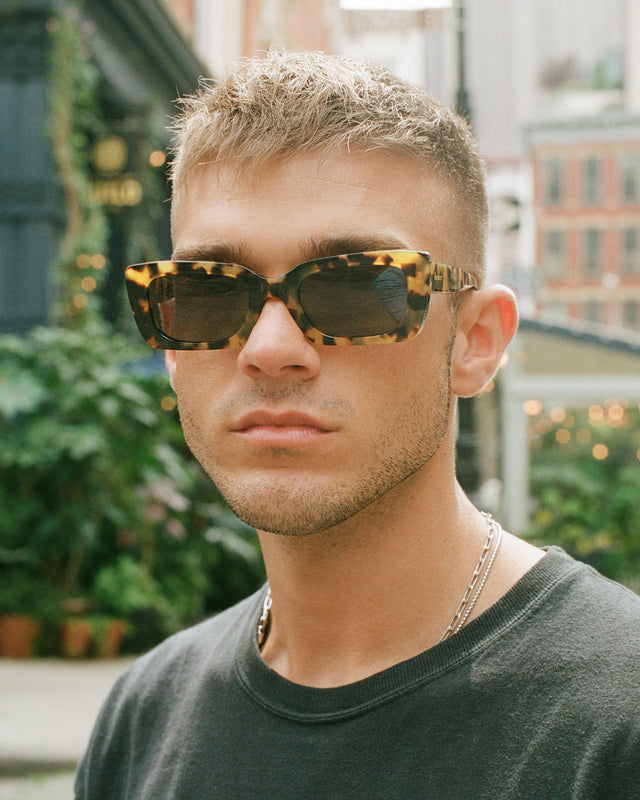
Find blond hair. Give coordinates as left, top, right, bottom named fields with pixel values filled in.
left=170, top=50, right=488, bottom=279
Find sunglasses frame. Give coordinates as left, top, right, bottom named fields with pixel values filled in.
left=124, top=250, right=478, bottom=350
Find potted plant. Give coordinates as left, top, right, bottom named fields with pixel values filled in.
left=0, top=570, right=61, bottom=658
left=90, top=615, right=128, bottom=658
left=92, top=556, right=178, bottom=652
left=60, top=616, right=94, bottom=658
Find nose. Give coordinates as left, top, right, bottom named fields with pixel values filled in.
left=237, top=298, right=322, bottom=380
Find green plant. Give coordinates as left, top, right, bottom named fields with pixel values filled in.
left=0, top=568, right=62, bottom=624
left=0, top=322, right=265, bottom=653
left=0, top=5, right=268, bottom=659
left=92, top=555, right=178, bottom=648
left=89, top=615, right=128, bottom=658
left=528, top=402, right=640, bottom=584
left=0, top=324, right=168, bottom=596
left=201, top=510, right=266, bottom=613
left=92, top=555, right=174, bottom=622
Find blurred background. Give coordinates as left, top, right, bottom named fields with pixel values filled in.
left=1, top=0, right=640, bottom=663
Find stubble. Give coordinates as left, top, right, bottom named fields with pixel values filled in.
left=178, top=339, right=454, bottom=538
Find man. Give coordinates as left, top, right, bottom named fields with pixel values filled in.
left=76, top=51, right=640, bottom=798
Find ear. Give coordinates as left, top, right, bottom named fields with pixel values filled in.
left=165, top=349, right=178, bottom=392
left=450, top=285, right=518, bottom=398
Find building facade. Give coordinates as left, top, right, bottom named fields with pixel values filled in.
left=336, top=7, right=454, bottom=101
left=191, top=0, right=339, bottom=78
left=0, top=0, right=205, bottom=334
left=528, top=115, right=640, bottom=332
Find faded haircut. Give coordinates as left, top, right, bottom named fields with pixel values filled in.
left=170, top=50, right=488, bottom=282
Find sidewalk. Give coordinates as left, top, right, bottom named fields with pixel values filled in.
left=0, top=658, right=133, bottom=777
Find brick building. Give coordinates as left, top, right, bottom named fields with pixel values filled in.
left=528, top=114, right=640, bottom=332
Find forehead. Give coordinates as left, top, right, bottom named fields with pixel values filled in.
left=170, top=150, right=460, bottom=268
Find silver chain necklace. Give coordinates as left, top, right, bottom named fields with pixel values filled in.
left=439, top=512, right=502, bottom=641
left=256, top=512, right=502, bottom=649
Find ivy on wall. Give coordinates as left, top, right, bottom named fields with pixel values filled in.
left=47, top=5, right=109, bottom=327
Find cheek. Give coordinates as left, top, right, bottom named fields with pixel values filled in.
left=174, top=352, right=233, bottom=412
left=352, top=310, right=454, bottom=393
left=337, top=338, right=451, bottom=429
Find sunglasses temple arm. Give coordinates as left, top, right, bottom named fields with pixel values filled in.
left=430, top=263, right=478, bottom=293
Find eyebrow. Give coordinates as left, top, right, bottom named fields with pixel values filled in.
left=171, top=234, right=412, bottom=269
left=171, top=243, right=253, bottom=265
left=299, top=234, right=410, bottom=262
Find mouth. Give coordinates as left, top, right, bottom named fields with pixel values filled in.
left=230, top=410, right=338, bottom=445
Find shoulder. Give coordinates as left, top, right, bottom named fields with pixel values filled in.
left=100, top=589, right=263, bottom=718
left=477, top=548, right=640, bottom=702
left=512, top=548, right=640, bottom=656
left=469, top=550, right=640, bottom=787
left=542, top=548, right=640, bottom=630
left=497, top=548, right=640, bottom=714
left=75, top=590, right=265, bottom=798
left=531, top=558, right=640, bottom=796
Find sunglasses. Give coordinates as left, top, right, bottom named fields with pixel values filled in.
left=125, top=250, right=477, bottom=350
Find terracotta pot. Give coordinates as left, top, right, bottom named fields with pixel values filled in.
left=61, top=618, right=93, bottom=658
left=94, top=619, right=126, bottom=658
left=0, top=614, right=41, bottom=659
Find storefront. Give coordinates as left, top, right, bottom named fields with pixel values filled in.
left=0, top=0, right=206, bottom=333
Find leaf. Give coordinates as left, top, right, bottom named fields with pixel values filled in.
left=0, top=368, right=48, bottom=419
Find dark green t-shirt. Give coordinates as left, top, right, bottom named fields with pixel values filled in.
left=75, top=548, right=640, bottom=799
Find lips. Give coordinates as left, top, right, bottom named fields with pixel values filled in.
left=230, top=410, right=337, bottom=434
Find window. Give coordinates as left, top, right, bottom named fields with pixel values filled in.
left=582, top=156, right=602, bottom=205
left=544, top=158, right=564, bottom=206
left=621, top=228, right=640, bottom=276
left=622, top=300, right=639, bottom=330
left=544, top=301, right=566, bottom=319
left=584, top=300, right=602, bottom=324
left=620, top=152, right=639, bottom=203
left=543, top=230, right=565, bottom=278
left=583, top=228, right=602, bottom=277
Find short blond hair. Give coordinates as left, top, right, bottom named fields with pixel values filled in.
left=170, top=50, right=488, bottom=280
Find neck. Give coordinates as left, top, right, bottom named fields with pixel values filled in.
left=257, top=460, right=490, bottom=687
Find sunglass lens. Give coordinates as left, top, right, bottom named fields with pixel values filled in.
left=299, top=266, right=408, bottom=337
left=149, top=274, right=249, bottom=343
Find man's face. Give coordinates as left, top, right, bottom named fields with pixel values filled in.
left=167, top=150, right=463, bottom=536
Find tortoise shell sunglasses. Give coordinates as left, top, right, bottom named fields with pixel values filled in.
left=125, top=250, right=477, bottom=350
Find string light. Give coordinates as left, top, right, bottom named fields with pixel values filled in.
left=608, top=404, right=625, bottom=424
left=592, top=444, right=609, bottom=460
left=149, top=150, right=167, bottom=168
left=523, top=399, right=542, bottom=416
left=589, top=405, right=605, bottom=422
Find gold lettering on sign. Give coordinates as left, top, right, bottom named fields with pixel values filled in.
left=91, top=176, right=143, bottom=208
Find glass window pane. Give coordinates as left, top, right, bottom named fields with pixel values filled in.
left=544, top=229, right=565, bottom=278
left=584, top=229, right=602, bottom=276
left=620, top=153, right=639, bottom=203
left=621, top=228, right=640, bottom=275
left=582, top=156, right=602, bottom=205
left=544, top=158, right=564, bottom=206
